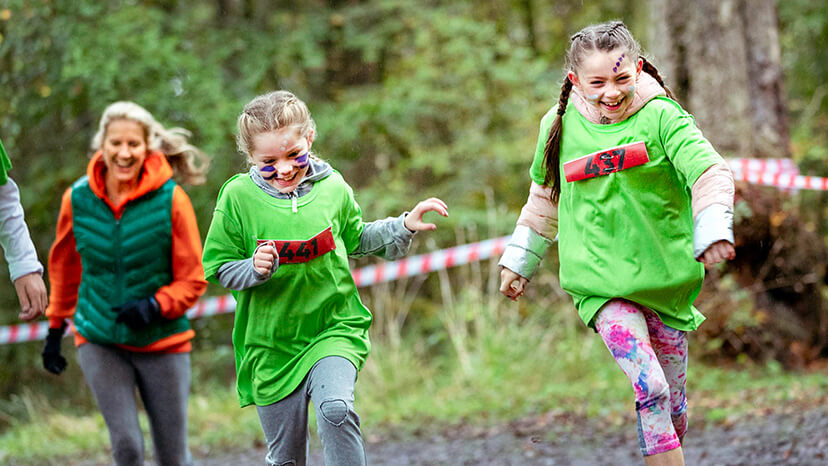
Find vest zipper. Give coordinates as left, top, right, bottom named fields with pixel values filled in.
left=290, top=192, right=298, bottom=213
left=114, top=218, right=124, bottom=341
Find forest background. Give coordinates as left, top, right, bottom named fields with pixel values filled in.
left=0, top=0, right=825, bottom=463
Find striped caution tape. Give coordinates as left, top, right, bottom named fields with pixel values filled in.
left=0, top=236, right=510, bottom=344
left=728, top=158, right=826, bottom=191
left=733, top=170, right=828, bottom=191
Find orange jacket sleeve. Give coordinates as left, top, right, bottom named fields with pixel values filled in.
left=45, top=188, right=82, bottom=329
left=154, top=185, right=207, bottom=319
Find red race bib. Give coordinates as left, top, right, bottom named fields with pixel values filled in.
left=563, top=141, right=650, bottom=182
left=257, top=227, right=336, bottom=264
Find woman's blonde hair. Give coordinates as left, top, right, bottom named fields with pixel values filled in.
left=91, top=101, right=210, bottom=185
left=236, top=90, right=317, bottom=157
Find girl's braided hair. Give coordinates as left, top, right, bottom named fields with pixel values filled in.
left=542, top=20, right=673, bottom=203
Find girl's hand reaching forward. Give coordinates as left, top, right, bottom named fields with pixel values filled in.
left=404, top=198, right=449, bottom=232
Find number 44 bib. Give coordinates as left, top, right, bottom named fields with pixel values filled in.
left=563, top=141, right=649, bottom=182
left=256, top=226, right=336, bottom=264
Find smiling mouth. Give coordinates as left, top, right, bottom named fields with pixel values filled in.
left=276, top=172, right=298, bottom=184
left=601, top=98, right=625, bottom=111
left=114, top=160, right=135, bottom=169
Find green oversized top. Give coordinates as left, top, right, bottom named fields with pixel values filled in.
left=529, top=97, right=723, bottom=331
left=0, top=137, right=12, bottom=186
left=202, top=170, right=371, bottom=407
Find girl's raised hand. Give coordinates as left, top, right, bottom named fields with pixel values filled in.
left=253, top=241, right=279, bottom=275
left=499, top=267, right=528, bottom=301
left=404, top=198, right=449, bottom=232
left=700, top=240, right=735, bottom=267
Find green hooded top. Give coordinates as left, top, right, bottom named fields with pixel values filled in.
left=202, top=170, right=371, bottom=407
left=529, top=97, right=723, bottom=331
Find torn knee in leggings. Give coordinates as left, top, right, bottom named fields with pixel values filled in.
left=319, top=399, right=349, bottom=426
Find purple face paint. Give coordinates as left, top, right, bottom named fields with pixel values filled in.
left=259, top=164, right=279, bottom=180
left=295, top=152, right=309, bottom=168
left=613, top=53, right=626, bottom=73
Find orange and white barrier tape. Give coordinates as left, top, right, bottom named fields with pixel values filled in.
left=0, top=236, right=510, bottom=344
left=728, top=158, right=826, bottom=191
left=728, top=157, right=799, bottom=175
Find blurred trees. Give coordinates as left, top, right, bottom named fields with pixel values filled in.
left=650, top=0, right=789, bottom=158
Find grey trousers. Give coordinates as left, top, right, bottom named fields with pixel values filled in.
left=256, top=356, right=366, bottom=466
left=77, top=342, right=192, bottom=466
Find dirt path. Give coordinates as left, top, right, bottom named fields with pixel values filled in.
left=196, top=406, right=827, bottom=465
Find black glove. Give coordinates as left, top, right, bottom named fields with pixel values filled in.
left=42, top=321, right=68, bottom=375
left=114, top=296, right=162, bottom=330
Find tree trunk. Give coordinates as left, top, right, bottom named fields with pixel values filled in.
left=648, top=0, right=789, bottom=158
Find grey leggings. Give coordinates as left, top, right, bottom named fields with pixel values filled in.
left=256, top=356, right=366, bottom=466
left=77, top=342, right=192, bottom=466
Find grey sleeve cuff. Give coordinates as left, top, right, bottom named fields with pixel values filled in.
left=497, top=225, right=553, bottom=279
left=0, top=178, right=44, bottom=280
left=693, top=203, right=734, bottom=259
left=351, top=212, right=414, bottom=260
left=215, top=244, right=279, bottom=291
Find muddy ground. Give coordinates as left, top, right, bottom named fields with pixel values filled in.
left=194, top=405, right=827, bottom=466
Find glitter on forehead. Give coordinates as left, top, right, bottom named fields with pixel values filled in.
left=613, top=53, right=626, bottom=73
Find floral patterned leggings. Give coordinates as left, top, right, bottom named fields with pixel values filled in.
left=594, top=299, right=688, bottom=457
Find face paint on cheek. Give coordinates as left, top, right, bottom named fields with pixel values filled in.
left=259, top=164, right=279, bottom=180
left=627, top=85, right=636, bottom=96
left=295, top=152, right=309, bottom=169
left=586, top=94, right=600, bottom=105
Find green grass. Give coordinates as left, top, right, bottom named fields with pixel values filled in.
left=1, top=292, right=826, bottom=465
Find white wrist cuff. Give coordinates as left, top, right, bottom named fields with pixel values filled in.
left=497, top=225, right=553, bottom=279
left=693, top=203, right=734, bottom=259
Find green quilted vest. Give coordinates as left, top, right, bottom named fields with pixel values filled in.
left=71, top=177, right=190, bottom=346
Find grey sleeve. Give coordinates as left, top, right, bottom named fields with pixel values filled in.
left=350, top=212, right=415, bottom=260
left=215, top=243, right=279, bottom=290
left=0, top=178, right=44, bottom=281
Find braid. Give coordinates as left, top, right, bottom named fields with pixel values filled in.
left=641, top=57, right=677, bottom=101
left=542, top=77, right=573, bottom=204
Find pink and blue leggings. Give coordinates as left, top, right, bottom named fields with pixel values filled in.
left=594, top=299, right=688, bottom=457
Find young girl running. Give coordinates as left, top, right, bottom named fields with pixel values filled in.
left=498, top=21, right=735, bottom=466
left=202, top=90, right=447, bottom=466
left=44, top=101, right=209, bottom=465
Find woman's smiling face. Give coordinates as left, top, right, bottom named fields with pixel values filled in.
left=102, top=119, right=148, bottom=186
left=249, top=126, right=313, bottom=193
left=569, top=48, right=642, bottom=122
